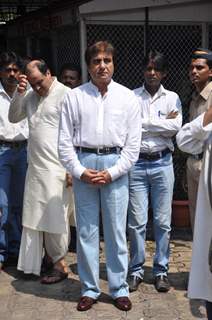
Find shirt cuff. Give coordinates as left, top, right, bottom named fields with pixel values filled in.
left=72, top=164, right=87, bottom=180
left=107, top=166, right=122, bottom=181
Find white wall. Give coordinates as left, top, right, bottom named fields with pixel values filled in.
left=79, top=0, right=212, bottom=23
left=80, top=0, right=200, bottom=14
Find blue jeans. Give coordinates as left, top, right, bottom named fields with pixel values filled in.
left=73, top=152, right=129, bottom=300
left=0, top=145, right=27, bottom=262
left=128, top=153, right=174, bottom=278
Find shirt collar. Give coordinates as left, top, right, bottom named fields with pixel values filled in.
left=139, top=84, right=167, bottom=98
left=0, top=81, right=6, bottom=94
left=46, top=77, right=57, bottom=95
left=89, top=79, right=114, bottom=95
left=0, top=81, right=12, bottom=100
left=200, top=81, right=212, bottom=100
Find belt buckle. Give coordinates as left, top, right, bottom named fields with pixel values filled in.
left=146, top=153, right=151, bottom=160
left=97, top=147, right=104, bottom=155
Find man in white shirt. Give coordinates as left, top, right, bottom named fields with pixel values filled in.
left=127, top=50, right=182, bottom=293
left=59, top=63, right=81, bottom=89
left=58, top=41, right=141, bottom=312
left=9, top=59, right=70, bottom=283
left=176, top=107, right=212, bottom=320
left=0, top=52, right=28, bottom=271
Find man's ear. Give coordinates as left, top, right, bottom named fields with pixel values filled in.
left=45, top=69, right=51, bottom=76
left=209, top=68, right=212, bottom=78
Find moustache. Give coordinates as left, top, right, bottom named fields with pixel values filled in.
left=8, top=77, right=19, bottom=85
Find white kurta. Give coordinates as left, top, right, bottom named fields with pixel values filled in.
left=176, top=113, right=212, bottom=302
left=9, top=78, right=71, bottom=234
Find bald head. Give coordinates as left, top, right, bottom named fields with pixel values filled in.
left=26, top=59, right=53, bottom=96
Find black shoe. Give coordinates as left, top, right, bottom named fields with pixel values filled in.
left=128, top=275, right=143, bottom=292
left=154, top=275, right=170, bottom=292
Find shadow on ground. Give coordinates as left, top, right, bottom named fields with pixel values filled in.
left=6, top=265, right=112, bottom=304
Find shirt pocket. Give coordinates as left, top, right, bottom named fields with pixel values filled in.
left=108, top=109, right=126, bottom=138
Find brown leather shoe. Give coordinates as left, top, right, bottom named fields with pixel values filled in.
left=114, top=296, right=132, bottom=311
left=77, top=296, right=97, bottom=311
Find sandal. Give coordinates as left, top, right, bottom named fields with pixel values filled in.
left=40, top=268, right=68, bottom=284
left=41, top=256, right=54, bottom=275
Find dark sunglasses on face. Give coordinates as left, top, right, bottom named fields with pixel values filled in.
left=3, top=67, right=19, bottom=73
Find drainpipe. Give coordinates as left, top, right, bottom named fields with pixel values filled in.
left=79, top=16, right=87, bottom=83
left=144, top=7, right=149, bottom=56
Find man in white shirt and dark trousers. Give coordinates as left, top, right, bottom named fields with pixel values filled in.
left=127, top=50, right=182, bottom=293
left=0, top=52, right=28, bottom=271
left=58, top=41, right=141, bottom=312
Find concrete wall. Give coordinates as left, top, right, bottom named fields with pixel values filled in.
left=79, top=0, right=211, bottom=22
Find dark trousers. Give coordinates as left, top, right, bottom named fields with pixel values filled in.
left=206, top=301, right=212, bottom=320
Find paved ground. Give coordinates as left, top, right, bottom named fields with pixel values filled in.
left=0, top=228, right=207, bottom=320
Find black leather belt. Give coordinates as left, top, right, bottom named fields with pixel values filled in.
left=139, top=148, right=171, bottom=160
left=76, top=146, right=122, bottom=155
left=190, top=152, right=204, bottom=160
left=0, top=140, right=27, bottom=148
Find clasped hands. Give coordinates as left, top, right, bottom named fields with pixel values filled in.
left=80, top=169, right=112, bottom=185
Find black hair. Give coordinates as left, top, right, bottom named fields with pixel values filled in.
left=143, top=50, right=168, bottom=72
left=85, top=41, right=116, bottom=67
left=192, top=48, right=212, bottom=69
left=0, top=51, right=23, bottom=71
left=59, top=63, right=81, bottom=79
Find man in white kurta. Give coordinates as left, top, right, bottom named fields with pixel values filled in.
left=9, top=60, right=71, bottom=283
left=176, top=108, right=212, bottom=319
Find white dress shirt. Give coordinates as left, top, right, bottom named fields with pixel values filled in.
left=134, top=84, right=182, bottom=152
left=0, top=82, right=28, bottom=141
left=58, top=80, right=141, bottom=181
